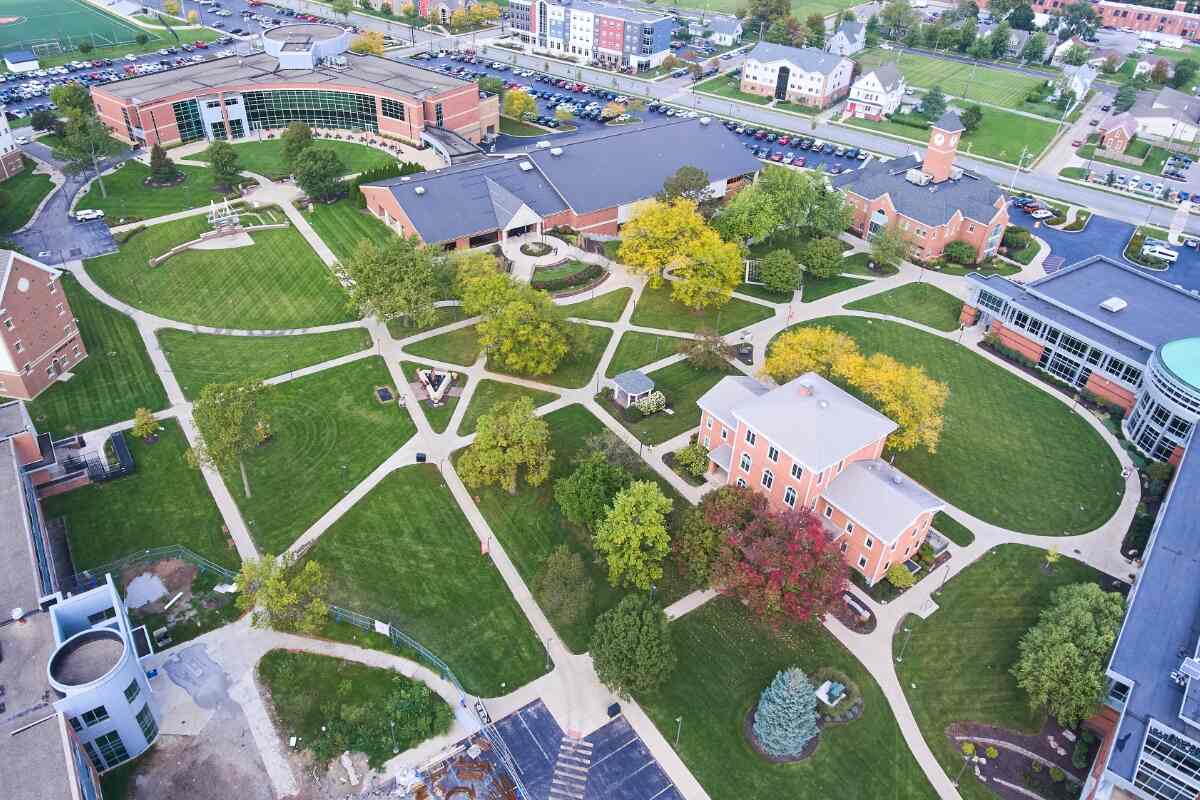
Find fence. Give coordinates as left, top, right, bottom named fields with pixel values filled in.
left=70, top=544, right=236, bottom=592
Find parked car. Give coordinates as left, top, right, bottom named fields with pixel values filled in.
left=1143, top=244, right=1179, bottom=262
left=73, top=209, right=105, bottom=221
left=1029, top=208, right=1055, bottom=220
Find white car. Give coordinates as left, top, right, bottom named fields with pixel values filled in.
left=73, top=209, right=105, bottom=222
left=1029, top=208, right=1055, bottom=220
left=1142, top=244, right=1179, bottom=262
left=14, top=136, right=27, bottom=145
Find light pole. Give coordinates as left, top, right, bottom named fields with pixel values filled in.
left=674, top=716, right=683, bottom=747
left=895, top=625, right=914, bottom=663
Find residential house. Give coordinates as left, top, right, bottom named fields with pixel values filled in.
left=846, top=62, right=906, bottom=120
left=826, top=20, right=866, bottom=56
left=739, top=42, right=853, bottom=108
left=696, top=373, right=944, bottom=586
left=1051, top=35, right=1089, bottom=65
left=706, top=16, right=743, bottom=47
left=832, top=113, right=1010, bottom=263
left=1007, top=28, right=1031, bottom=60
left=1099, top=112, right=1138, bottom=153
left=1128, top=85, right=1200, bottom=144
left=1060, top=63, right=1099, bottom=102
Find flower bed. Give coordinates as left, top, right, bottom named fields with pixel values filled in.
left=531, top=260, right=605, bottom=292
left=520, top=241, right=553, bottom=257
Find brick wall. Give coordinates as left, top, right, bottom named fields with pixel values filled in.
left=990, top=320, right=1045, bottom=362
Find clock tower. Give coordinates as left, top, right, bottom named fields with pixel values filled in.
left=923, top=111, right=964, bottom=183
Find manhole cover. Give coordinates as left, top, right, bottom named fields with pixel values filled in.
left=69, top=248, right=82, bottom=257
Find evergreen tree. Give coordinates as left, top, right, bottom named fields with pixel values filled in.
left=920, top=86, right=947, bottom=120
left=149, top=143, right=178, bottom=183
left=753, top=668, right=820, bottom=757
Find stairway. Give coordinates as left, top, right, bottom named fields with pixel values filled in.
left=547, top=736, right=592, bottom=800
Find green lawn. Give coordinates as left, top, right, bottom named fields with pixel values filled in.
left=671, top=0, right=854, bottom=18
left=489, top=322, right=611, bottom=389
left=692, top=74, right=773, bottom=105
left=855, top=49, right=1046, bottom=110
left=1078, top=134, right=1174, bottom=179
left=735, top=282, right=793, bottom=303
left=785, top=317, right=1124, bottom=534
left=258, top=649, right=453, bottom=765
left=605, top=331, right=688, bottom=377
left=75, top=162, right=231, bottom=222
left=159, top=328, right=371, bottom=400
left=457, top=379, right=558, bottom=436
left=844, top=110, right=1058, bottom=165
left=387, top=306, right=467, bottom=340
left=894, top=545, right=1110, bottom=800
left=404, top=324, right=482, bottom=366
left=840, top=252, right=899, bottom=276
left=41, top=420, right=235, bottom=570
left=86, top=216, right=354, bottom=330
left=499, top=116, right=556, bottom=136
left=638, top=597, right=937, bottom=800
left=0, top=157, right=53, bottom=233
left=7, top=25, right=219, bottom=73
left=15, top=276, right=167, bottom=438
left=304, top=466, right=548, bottom=696
left=562, top=287, right=631, bottom=322
left=845, top=283, right=964, bottom=332
left=191, top=138, right=396, bottom=180
left=801, top=275, right=870, bottom=303
left=631, top=285, right=775, bottom=335
left=223, top=357, right=416, bottom=554
left=601, top=359, right=737, bottom=445
left=305, top=199, right=399, bottom=263
left=934, top=511, right=975, bottom=547
left=457, top=404, right=693, bottom=652
left=400, top=361, right=466, bottom=434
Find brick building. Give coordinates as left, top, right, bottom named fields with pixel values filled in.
left=506, top=0, right=674, bottom=71
left=0, top=111, right=25, bottom=182
left=696, top=373, right=943, bottom=587
left=832, top=113, right=1009, bottom=263
left=0, top=252, right=88, bottom=401
left=739, top=42, right=853, bottom=109
left=1021, top=0, right=1200, bottom=38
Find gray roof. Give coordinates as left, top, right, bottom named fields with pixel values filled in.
left=934, top=111, right=964, bottom=133
left=1101, top=111, right=1137, bottom=137
left=1132, top=85, right=1200, bottom=126
left=707, top=442, right=733, bottom=472
left=867, top=62, right=904, bottom=94
left=696, top=375, right=770, bottom=428
left=527, top=119, right=762, bottom=214
left=833, top=153, right=1006, bottom=227
left=728, top=373, right=897, bottom=471
left=370, top=157, right=567, bottom=244
left=613, top=369, right=654, bottom=395
left=821, top=459, right=943, bottom=542
left=1008, top=29, right=1031, bottom=49
left=708, top=17, right=742, bottom=35
left=745, top=42, right=848, bottom=75
left=1106, top=440, right=1200, bottom=782
left=835, top=20, right=866, bottom=43
left=0, top=400, right=29, bottom=440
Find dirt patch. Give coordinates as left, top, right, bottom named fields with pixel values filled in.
left=121, top=559, right=199, bottom=614
left=144, top=172, right=188, bottom=189
left=949, top=717, right=1086, bottom=800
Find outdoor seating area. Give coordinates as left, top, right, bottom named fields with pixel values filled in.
left=411, top=367, right=462, bottom=406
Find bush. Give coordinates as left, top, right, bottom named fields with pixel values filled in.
left=533, top=544, right=593, bottom=627
left=752, top=668, right=819, bottom=757
left=1050, top=766, right=1065, bottom=783
left=886, top=563, right=915, bottom=589
left=530, top=261, right=604, bottom=292
left=674, top=441, right=709, bottom=477
left=351, top=160, right=426, bottom=207
left=1003, top=227, right=1032, bottom=249
left=943, top=240, right=976, bottom=266
left=1072, top=737, right=1091, bottom=769
left=986, top=746, right=999, bottom=759
left=634, top=390, right=666, bottom=416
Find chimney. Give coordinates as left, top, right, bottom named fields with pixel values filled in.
left=796, top=381, right=813, bottom=397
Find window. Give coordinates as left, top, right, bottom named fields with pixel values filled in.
left=837, top=459, right=844, bottom=473
left=761, top=469, right=774, bottom=489
left=2, top=318, right=10, bottom=330
left=94, top=730, right=129, bottom=769
left=435, top=103, right=445, bottom=127
left=857, top=556, right=868, bottom=570
left=739, top=453, right=751, bottom=472
left=767, top=445, right=779, bottom=462
left=706, top=417, right=713, bottom=430
left=136, top=704, right=158, bottom=744
left=736, top=477, right=747, bottom=488
left=783, top=486, right=796, bottom=508
left=242, top=89, right=380, bottom=135
left=790, top=463, right=802, bottom=480
left=381, top=97, right=406, bottom=121
left=745, top=429, right=756, bottom=445
left=13, top=340, right=21, bottom=353
left=47, top=280, right=55, bottom=294
left=56, top=303, right=64, bottom=316
left=720, top=428, right=728, bottom=441
left=823, top=504, right=833, bottom=519
left=87, top=607, right=116, bottom=625
left=172, top=98, right=205, bottom=144
left=840, top=542, right=848, bottom=553
left=124, top=679, right=141, bottom=704
left=846, top=521, right=855, bottom=534
left=68, top=716, right=83, bottom=732
left=703, top=436, right=710, bottom=448
left=81, top=705, right=109, bottom=727
left=864, top=536, right=874, bottom=550
left=83, top=742, right=102, bottom=771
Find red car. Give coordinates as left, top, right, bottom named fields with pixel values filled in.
left=771, top=152, right=784, bottom=162
left=778, top=135, right=790, bottom=145
left=1072, top=139, right=1083, bottom=147
left=754, top=130, right=767, bottom=139
left=795, top=156, right=806, bottom=167
left=195, top=41, right=208, bottom=49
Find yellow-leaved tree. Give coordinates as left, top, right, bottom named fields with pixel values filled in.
left=617, top=198, right=711, bottom=286
left=669, top=228, right=742, bottom=310
left=477, top=285, right=570, bottom=376
left=762, top=327, right=860, bottom=383
left=350, top=31, right=386, bottom=56
left=503, top=90, right=536, bottom=119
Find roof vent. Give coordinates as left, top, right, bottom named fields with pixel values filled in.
left=549, top=147, right=563, bottom=157
left=891, top=475, right=903, bottom=486
left=1182, top=658, right=1200, bottom=680
left=699, top=116, right=711, bottom=125
left=414, top=186, right=426, bottom=195
left=1100, top=296, right=1127, bottom=313
left=904, top=168, right=931, bottom=186
left=796, top=382, right=813, bottom=397
left=518, top=161, right=534, bottom=172
left=818, top=399, right=829, bottom=409
left=949, top=166, right=963, bottom=181
left=535, top=140, right=552, bottom=149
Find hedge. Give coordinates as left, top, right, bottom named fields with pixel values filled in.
left=351, top=161, right=426, bottom=208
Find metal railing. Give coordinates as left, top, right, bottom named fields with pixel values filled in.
left=70, top=545, right=237, bottom=592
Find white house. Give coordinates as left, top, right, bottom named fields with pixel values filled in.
left=1051, top=35, right=1089, bottom=66
left=3, top=49, right=38, bottom=74
left=707, top=16, right=743, bottom=47
left=827, top=20, right=866, bottom=56
left=846, top=62, right=906, bottom=120
left=739, top=42, right=853, bottom=109
left=1059, top=63, right=1099, bottom=101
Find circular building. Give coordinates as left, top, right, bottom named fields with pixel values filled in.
left=262, top=23, right=352, bottom=69
left=1124, top=337, right=1200, bottom=463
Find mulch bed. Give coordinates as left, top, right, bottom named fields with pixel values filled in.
left=829, top=589, right=876, bottom=634
left=948, top=717, right=1087, bottom=800
left=552, top=270, right=610, bottom=298
left=743, top=705, right=821, bottom=764
left=144, top=172, right=187, bottom=188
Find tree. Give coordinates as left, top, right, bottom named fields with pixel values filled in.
left=187, top=9, right=200, bottom=24
left=1101, top=53, right=1120, bottom=74
left=533, top=545, right=592, bottom=628
left=669, top=228, right=742, bottom=311
left=752, top=668, right=819, bottom=756
left=476, top=285, right=571, bottom=375
left=578, top=430, right=643, bottom=472
left=804, top=13, right=825, bottom=47
left=762, top=326, right=859, bottom=382
left=960, top=104, right=984, bottom=133
left=756, top=249, right=800, bottom=294
left=658, top=165, right=715, bottom=218
left=135, top=32, right=150, bottom=46
left=78, top=40, right=94, bottom=55
left=30, top=109, right=57, bottom=132
left=748, top=0, right=789, bottom=23
left=1115, top=81, right=1138, bottom=112
left=617, top=199, right=710, bottom=286
left=454, top=250, right=511, bottom=316
left=848, top=352, right=949, bottom=452
left=280, top=121, right=313, bottom=168
left=503, top=90, right=536, bottom=119
left=554, top=452, right=631, bottom=532
left=674, top=485, right=764, bottom=585
left=57, top=111, right=121, bottom=197
left=595, top=481, right=673, bottom=590
left=163, top=0, right=181, bottom=13
left=190, top=380, right=270, bottom=481
left=479, top=76, right=504, bottom=96
left=1151, top=59, right=1170, bottom=85
left=350, top=31, right=386, bottom=55
left=1021, top=32, right=1048, bottom=64
left=343, top=237, right=438, bottom=329
left=871, top=223, right=915, bottom=270
left=1010, top=3, right=1035, bottom=30
left=1059, top=1, right=1098, bottom=39
left=879, top=0, right=918, bottom=36
left=673, top=440, right=710, bottom=478
left=920, top=85, right=947, bottom=120
left=332, top=0, right=355, bottom=19
left=450, top=8, right=469, bottom=30
left=1011, top=583, right=1126, bottom=726
left=887, top=562, right=915, bottom=589
left=798, top=236, right=845, bottom=280
left=236, top=554, right=329, bottom=635
left=713, top=183, right=780, bottom=244
left=554, top=106, right=573, bottom=123
left=988, top=22, right=1012, bottom=60
left=148, top=143, right=178, bottom=183
left=131, top=408, right=158, bottom=440
left=943, top=239, right=977, bottom=265
left=50, top=82, right=93, bottom=116
left=1063, top=43, right=1089, bottom=67
left=589, top=595, right=676, bottom=697
left=1172, top=59, right=1199, bottom=90
left=205, top=139, right=241, bottom=188
left=293, top=147, right=346, bottom=201
left=682, top=327, right=733, bottom=370
left=458, top=397, right=553, bottom=494
left=957, top=19, right=977, bottom=52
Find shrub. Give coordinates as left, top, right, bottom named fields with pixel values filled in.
left=1003, top=227, right=1032, bottom=249
left=943, top=240, right=976, bottom=266
left=1050, top=766, right=1065, bottom=783
left=752, top=668, right=819, bottom=757
left=351, top=160, right=426, bottom=207
left=886, top=563, right=915, bottom=590
left=1072, top=737, right=1090, bottom=769
left=962, top=741, right=976, bottom=757
left=533, top=544, right=593, bottom=627
left=674, top=441, right=709, bottom=477
left=635, top=390, right=667, bottom=416
left=986, top=746, right=999, bottom=759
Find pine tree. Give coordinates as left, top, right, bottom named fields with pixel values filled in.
left=149, top=143, right=178, bottom=183
left=753, top=668, right=819, bottom=757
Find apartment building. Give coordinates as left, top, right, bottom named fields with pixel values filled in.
left=0, top=251, right=88, bottom=401
left=739, top=42, right=853, bottom=109
left=506, top=0, right=674, bottom=71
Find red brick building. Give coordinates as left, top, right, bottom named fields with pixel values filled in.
left=696, top=373, right=944, bottom=587
left=832, top=113, right=1009, bottom=263
left=982, top=0, right=1200, bottom=38
left=1099, top=112, right=1138, bottom=153
left=0, top=252, right=87, bottom=401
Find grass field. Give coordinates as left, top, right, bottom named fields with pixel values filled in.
left=42, top=420, right=235, bottom=570
left=855, top=49, right=1046, bottom=110
left=0, top=0, right=144, bottom=50
left=86, top=216, right=354, bottom=330
left=562, top=287, right=632, bottom=322
left=783, top=318, right=1124, bottom=534
left=399, top=360, right=466, bottom=433
left=894, top=545, right=1111, bottom=800
left=303, top=466, right=548, bottom=696
left=605, top=331, right=687, bottom=377
left=801, top=274, right=869, bottom=303
left=845, top=283, right=964, bottom=331
left=671, top=0, right=856, bottom=17
left=15, top=276, right=167, bottom=438
left=223, top=357, right=416, bottom=554
left=844, top=110, right=1058, bottom=165
left=693, top=73, right=773, bottom=105
left=387, top=306, right=466, bottom=340
left=631, top=285, right=775, bottom=335
left=305, top=199, right=399, bottom=263
left=192, top=139, right=396, bottom=180
left=457, top=379, right=558, bottom=436
left=158, top=328, right=372, bottom=400
left=0, top=157, right=53, bottom=233
left=639, top=598, right=937, bottom=800
left=75, top=162, right=232, bottom=222
left=600, top=359, right=737, bottom=444
left=404, top=325, right=482, bottom=366
left=934, top=511, right=975, bottom=547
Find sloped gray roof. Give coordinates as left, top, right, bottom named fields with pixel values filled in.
left=934, top=111, right=964, bottom=133
left=745, top=42, right=847, bottom=75
left=832, top=153, right=1006, bottom=227
left=0, top=401, right=29, bottom=440
left=822, top=459, right=943, bottom=542
left=835, top=20, right=865, bottom=43
left=708, top=17, right=742, bottom=35
left=1101, top=111, right=1137, bottom=137
left=867, top=62, right=903, bottom=93
left=1136, top=85, right=1200, bottom=125
left=696, top=375, right=771, bottom=428
left=613, top=370, right=654, bottom=395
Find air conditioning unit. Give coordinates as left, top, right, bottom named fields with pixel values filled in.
left=905, top=168, right=930, bottom=186
left=1100, top=296, right=1127, bottom=313
left=414, top=186, right=426, bottom=195
left=518, top=161, right=534, bottom=171
left=699, top=116, right=711, bottom=125
left=949, top=166, right=963, bottom=180
left=549, top=147, right=563, bottom=156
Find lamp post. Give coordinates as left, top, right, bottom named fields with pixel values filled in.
left=895, top=625, right=914, bottom=663
left=674, top=716, right=683, bottom=747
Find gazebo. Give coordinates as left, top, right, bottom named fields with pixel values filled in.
left=611, top=370, right=655, bottom=409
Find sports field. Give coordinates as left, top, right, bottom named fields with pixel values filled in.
left=0, top=0, right=145, bottom=51
left=856, top=49, right=1046, bottom=110
left=670, top=0, right=857, bottom=18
